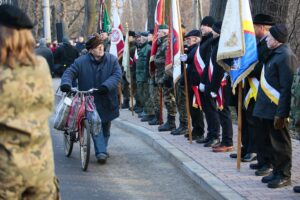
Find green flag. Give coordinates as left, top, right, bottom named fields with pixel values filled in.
left=103, top=7, right=111, bottom=33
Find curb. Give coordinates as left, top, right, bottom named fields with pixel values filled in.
left=113, top=118, right=245, bottom=200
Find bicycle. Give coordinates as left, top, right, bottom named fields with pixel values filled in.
left=63, top=88, right=98, bottom=171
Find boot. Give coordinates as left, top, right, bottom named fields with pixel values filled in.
left=141, top=114, right=155, bottom=122
left=148, top=112, right=163, bottom=125
left=171, top=122, right=187, bottom=135
left=158, top=115, right=176, bottom=132
left=121, top=100, right=129, bottom=109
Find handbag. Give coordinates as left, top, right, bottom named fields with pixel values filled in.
left=53, top=95, right=73, bottom=131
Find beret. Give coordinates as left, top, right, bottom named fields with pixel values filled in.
left=185, top=30, right=201, bottom=38
left=0, top=4, right=33, bottom=29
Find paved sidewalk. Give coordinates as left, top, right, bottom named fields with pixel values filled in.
left=114, top=109, right=300, bottom=200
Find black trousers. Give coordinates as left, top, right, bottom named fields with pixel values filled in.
left=188, top=90, right=205, bottom=137
left=202, top=93, right=220, bottom=139
left=256, top=118, right=292, bottom=177
left=218, top=104, right=233, bottom=146
left=244, top=101, right=258, bottom=154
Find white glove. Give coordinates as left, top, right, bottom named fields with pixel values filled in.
left=180, top=54, right=187, bottom=62
left=199, top=83, right=205, bottom=92
left=210, top=92, right=217, bottom=98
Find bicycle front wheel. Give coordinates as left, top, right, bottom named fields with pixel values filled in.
left=80, top=119, right=91, bottom=171
left=63, top=130, right=73, bottom=157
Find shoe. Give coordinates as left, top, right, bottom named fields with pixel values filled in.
left=249, top=163, right=264, bottom=170
left=121, top=101, right=129, bottom=109
left=171, top=126, right=188, bottom=136
left=230, top=153, right=237, bottom=158
left=196, top=137, right=209, bottom=144
left=204, top=138, right=220, bottom=147
left=186, top=135, right=202, bottom=141
left=135, top=107, right=143, bottom=113
left=141, top=115, right=155, bottom=122
left=267, top=176, right=291, bottom=188
left=241, top=153, right=257, bottom=162
left=212, top=144, right=234, bottom=152
left=96, top=153, right=108, bottom=164
left=293, top=186, right=300, bottom=193
left=138, top=111, right=146, bottom=118
left=158, top=115, right=176, bottom=132
left=255, top=165, right=272, bottom=176
left=262, top=173, right=276, bottom=183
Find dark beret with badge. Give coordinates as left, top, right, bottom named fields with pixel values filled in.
left=0, top=4, right=33, bottom=29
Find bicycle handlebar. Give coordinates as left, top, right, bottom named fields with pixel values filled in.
left=70, top=88, right=98, bottom=94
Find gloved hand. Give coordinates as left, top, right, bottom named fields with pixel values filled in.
left=199, top=83, right=205, bottom=92
left=95, top=85, right=109, bottom=95
left=164, top=77, right=173, bottom=88
left=60, top=84, right=71, bottom=93
left=180, top=54, right=188, bottom=62
left=210, top=92, right=217, bottom=98
left=274, top=116, right=288, bottom=130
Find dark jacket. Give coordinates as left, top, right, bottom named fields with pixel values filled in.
left=35, top=45, right=54, bottom=73
left=253, top=44, right=298, bottom=119
left=206, top=37, right=225, bottom=94
left=61, top=52, right=122, bottom=122
left=54, top=42, right=79, bottom=68
left=185, top=43, right=201, bottom=88
left=136, top=42, right=151, bottom=82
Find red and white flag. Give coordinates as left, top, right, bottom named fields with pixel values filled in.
left=165, top=0, right=182, bottom=83
left=109, top=8, right=124, bottom=59
left=149, top=0, right=164, bottom=76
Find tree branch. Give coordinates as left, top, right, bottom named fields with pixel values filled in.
left=68, top=6, right=85, bottom=29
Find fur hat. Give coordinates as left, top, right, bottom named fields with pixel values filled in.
left=85, top=33, right=103, bottom=50
left=0, top=4, right=33, bottom=29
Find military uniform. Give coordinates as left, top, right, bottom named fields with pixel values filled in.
left=291, top=67, right=300, bottom=133
left=0, top=57, right=59, bottom=200
left=154, top=35, right=177, bottom=131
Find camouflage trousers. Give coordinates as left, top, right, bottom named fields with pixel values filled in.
left=0, top=125, right=60, bottom=200
left=150, top=84, right=160, bottom=114
left=143, top=80, right=155, bottom=115
left=176, top=82, right=188, bottom=124
left=163, top=85, right=177, bottom=117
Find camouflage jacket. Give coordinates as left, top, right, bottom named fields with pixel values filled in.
left=154, top=35, right=169, bottom=84
left=291, top=66, right=300, bottom=129
left=0, top=56, right=54, bottom=135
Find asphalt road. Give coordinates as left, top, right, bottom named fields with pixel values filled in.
left=51, top=78, right=213, bottom=200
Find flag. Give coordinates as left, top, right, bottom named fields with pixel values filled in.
left=149, top=0, right=165, bottom=76
left=103, top=5, right=111, bottom=33
left=122, top=31, right=130, bottom=80
left=217, top=0, right=258, bottom=92
left=165, top=0, right=182, bottom=83
left=109, top=8, right=124, bottom=59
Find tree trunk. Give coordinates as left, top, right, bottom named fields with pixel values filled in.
left=147, top=0, right=156, bottom=30
left=81, top=0, right=97, bottom=37
left=251, top=0, right=290, bottom=23
left=209, top=0, right=227, bottom=21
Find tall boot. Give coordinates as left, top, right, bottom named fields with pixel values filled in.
left=148, top=112, right=162, bottom=125
left=158, top=115, right=176, bottom=132
left=171, top=122, right=187, bottom=135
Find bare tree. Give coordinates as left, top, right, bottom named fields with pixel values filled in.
left=81, top=0, right=97, bottom=37
left=209, top=0, right=227, bottom=21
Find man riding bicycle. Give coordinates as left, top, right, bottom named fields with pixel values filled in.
left=60, top=33, right=122, bottom=164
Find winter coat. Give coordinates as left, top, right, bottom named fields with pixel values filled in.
left=136, top=42, right=151, bottom=82
left=61, top=52, right=122, bottom=122
left=35, top=45, right=54, bottom=74
left=253, top=44, right=298, bottom=119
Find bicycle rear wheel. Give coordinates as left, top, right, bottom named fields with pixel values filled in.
left=63, top=130, right=73, bottom=157
left=80, top=119, right=91, bottom=171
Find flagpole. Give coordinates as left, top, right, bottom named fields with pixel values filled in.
left=175, top=0, right=192, bottom=144
left=237, top=83, right=242, bottom=170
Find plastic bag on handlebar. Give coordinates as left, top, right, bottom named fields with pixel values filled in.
left=53, top=94, right=73, bottom=131
left=86, top=96, right=102, bottom=135
left=67, top=95, right=85, bottom=131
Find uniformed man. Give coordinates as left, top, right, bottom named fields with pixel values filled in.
left=0, top=4, right=59, bottom=199
left=253, top=24, right=298, bottom=188
left=153, top=24, right=177, bottom=131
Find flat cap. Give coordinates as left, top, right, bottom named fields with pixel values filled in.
left=0, top=4, right=33, bottom=29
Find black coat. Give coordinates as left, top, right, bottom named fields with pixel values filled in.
left=35, top=45, right=54, bottom=73
left=253, top=44, right=298, bottom=119
left=61, top=53, right=122, bottom=122
left=200, top=33, right=214, bottom=85
left=54, top=43, right=79, bottom=68
left=185, top=43, right=201, bottom=88
left=205, top=37, right=225, bottom=94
